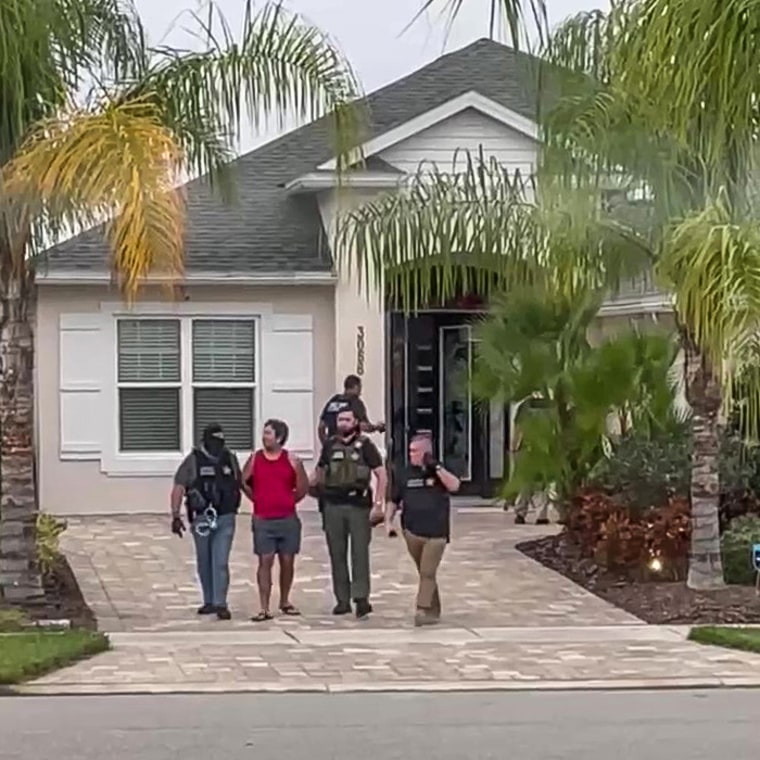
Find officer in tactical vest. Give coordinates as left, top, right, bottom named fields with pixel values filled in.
left=311, top=407, right=386, bottom=619
left=170, top=423, right=242, bottom=620
left=386, top=434, right=460, bottom=626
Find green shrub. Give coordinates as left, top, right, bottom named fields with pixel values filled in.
left=590, top=423, right=692, bottom=511
left=720, top=514, right=760, bottom=585
left=591, top=425, right=760, bottom=530
left=35, top=514, right=67, bottom=579
left=719, top=432, right=760, bottom=528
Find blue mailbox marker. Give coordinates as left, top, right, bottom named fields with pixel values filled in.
left=753, top=544, right=760, bottom=573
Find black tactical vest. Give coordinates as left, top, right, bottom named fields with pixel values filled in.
left=188, top=448, right=241, bottom=516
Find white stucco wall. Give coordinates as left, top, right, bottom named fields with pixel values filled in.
left=35, top=283, right=335, bottom=515
left=317, top=190, right=387, bottom=446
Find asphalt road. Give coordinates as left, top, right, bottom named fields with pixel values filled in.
left=2, top=689, right=758, bottom=759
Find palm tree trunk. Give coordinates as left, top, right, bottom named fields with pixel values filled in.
left=684, top=338, right=724, bottom=590
left=0, top=270, right=42, bottom=602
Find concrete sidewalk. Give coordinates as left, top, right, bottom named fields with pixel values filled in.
left=16, top=624, right=760, bottom=695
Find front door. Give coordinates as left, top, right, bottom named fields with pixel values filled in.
left=387, top=312, right=500, bottom=496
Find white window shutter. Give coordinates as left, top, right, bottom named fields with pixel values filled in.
left=262, top=314, right=315, bottom=458
left=59, top=313, right=103, bottom=457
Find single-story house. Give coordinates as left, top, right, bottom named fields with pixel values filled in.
left=36, top=38, right=671, bottom=515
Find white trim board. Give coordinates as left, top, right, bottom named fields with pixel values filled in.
left=599, top=292, right=673, bottom=316
left=318, top=91, right=539, bottom=171
left=285, top=171, right=404, bottom=193
left=37, top=270, right=337, bottom=286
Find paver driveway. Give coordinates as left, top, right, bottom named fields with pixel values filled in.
left=61, top=509, right=637, bottom=632
left=31, top=508, right=760, bottom=695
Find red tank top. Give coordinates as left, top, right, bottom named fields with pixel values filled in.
left=250, top=449, right=297, bottom=519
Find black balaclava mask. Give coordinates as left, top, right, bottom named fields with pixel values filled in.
left=202, top=423, right=225, bottom=458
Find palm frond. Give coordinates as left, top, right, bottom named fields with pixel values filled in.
left=608, top=0, right=760, bottom=188
left=0, top=0, right=147, bottom=158
left=473, top=288, right=678, bottom=499
left=128, top=0, right=364, bottom=193
left=338, top=149, right=653, bottom=310
left=658, top=191, right=760, bottom=436
left=4, top=97, right=185, bottom=297
left=407, top=0, right=548, bottom=49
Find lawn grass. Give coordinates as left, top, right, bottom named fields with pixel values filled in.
left=0, top=630, right=109, bottom=684
left=688, top=626, right=760, bottom=654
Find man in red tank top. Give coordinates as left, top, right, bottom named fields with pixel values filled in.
left=241, top=419, right=308, bottom=621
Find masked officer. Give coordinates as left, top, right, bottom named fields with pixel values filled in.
left=170, top=422, right=242, bottom=620
left=385, top=434, right=460, bottom=626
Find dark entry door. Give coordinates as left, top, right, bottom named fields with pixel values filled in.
left=387, top=312, right=491, bottom=496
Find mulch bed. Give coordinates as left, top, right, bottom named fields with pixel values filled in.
left=518, top=533, right=760, bottom=625
left=1, top=556, right=97, bottom=630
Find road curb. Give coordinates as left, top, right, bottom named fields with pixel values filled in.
left=9, top=676, right=760, bottom=697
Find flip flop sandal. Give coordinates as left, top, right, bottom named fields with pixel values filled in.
left=280, top=604, right=301, bottom=616
left=251, top=611, right=273, bottom=622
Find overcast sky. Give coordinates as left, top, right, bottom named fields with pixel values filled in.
left=132, top=0, right=608, bottom=152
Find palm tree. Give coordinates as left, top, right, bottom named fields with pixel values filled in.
left=471, top=289, right=677, bottom=512
left=0, top=0, right=362, bottom=602
left=343, top=0, right=760, bottom=589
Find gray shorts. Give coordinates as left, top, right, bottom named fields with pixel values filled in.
left=252, top=515, right=302, bottom=556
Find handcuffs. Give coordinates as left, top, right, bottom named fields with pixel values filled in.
left=194, top=506, right=219, bottom=537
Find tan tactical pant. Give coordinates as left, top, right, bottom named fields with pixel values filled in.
left=404, top=531, right=447, bottom=617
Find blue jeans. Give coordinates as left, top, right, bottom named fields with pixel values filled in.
left=191, top=512, right=236, bottom=608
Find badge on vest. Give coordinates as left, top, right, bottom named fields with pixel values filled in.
left=222, top=465, right=232, bottom=475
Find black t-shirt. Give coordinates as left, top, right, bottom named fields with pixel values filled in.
left=392, top=464, right=450, bottom=540
left=319, top=394, right=369, bottom=437
left=318, top=434, right=383, bottom=506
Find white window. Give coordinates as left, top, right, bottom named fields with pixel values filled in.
left=117, top=319, right=181, bottom=452
left=116, top=317, right=257, bottom=453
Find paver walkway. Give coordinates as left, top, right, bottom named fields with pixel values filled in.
left=30, top=508, right=760, bottom=695
left=61, top=510, right=637, bottom=632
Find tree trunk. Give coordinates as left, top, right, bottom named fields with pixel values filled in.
left=684, top=338, right=724, bottom=590
left=0, top=271, right=42, bottom=602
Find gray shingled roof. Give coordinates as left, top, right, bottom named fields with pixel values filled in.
left=44, top=38, right=544, bottom=275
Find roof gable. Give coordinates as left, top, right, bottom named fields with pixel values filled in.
left=318, top=90, right=538, bottom=171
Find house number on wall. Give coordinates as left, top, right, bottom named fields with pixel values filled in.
left=356, top=326, right=366, bottom=376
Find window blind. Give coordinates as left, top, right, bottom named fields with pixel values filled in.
left=193, top=387, right=254, bottom=450
left=119, top=387, right=181, bottom=451
left=192, top=320, right=255, bottom=383
left=118, top=319, right=181, bottom=383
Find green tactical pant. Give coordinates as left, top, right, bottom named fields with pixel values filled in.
left=323, top=502, right=372, bottom=603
